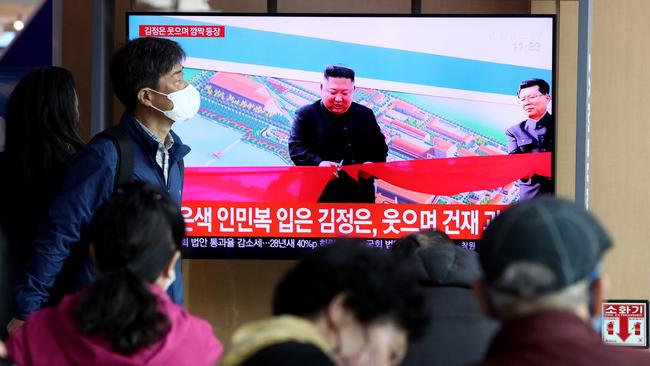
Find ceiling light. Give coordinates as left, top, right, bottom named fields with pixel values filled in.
left=13, top=19, right=24, bottom=32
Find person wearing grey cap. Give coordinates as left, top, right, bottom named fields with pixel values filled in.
left=472, top=196, right=650, bottom=365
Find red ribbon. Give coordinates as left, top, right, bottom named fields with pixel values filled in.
left=183, top=153, right=551, bottom=203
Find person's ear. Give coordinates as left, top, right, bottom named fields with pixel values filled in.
left=162, top=250, right=181, bottom=279
left=137, top=88, right=156, bottom=108
left=324, top=292, right=349, bottom=356
left=326, top=293, right=348, bottom=329
left=472, top=279, right=495, bottom=318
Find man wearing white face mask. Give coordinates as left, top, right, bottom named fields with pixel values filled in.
left=8, top=37, right=195, bottom=335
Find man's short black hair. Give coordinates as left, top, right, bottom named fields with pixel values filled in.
left=324, top=65, right=355, bottom=82
left=518, top=78, right=550, bottom=96
left=110, top=37, right=185, bottom=112
left=273, top=240, right=429, bottom=340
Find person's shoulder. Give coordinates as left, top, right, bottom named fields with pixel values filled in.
left=19, top=303, right=66, bottom=335
left=158, top=299, right=223, bottom=363
left=155, top=286, right=213, bottom=335
left=243, top=341, right=335, bottom=366
left=350, top=101, right=373, bottom=114
left=183, top=313, right=224, bottom=359
left=506, top=120, right=526, bottom=135
left=72, top=133, right=119, bottom=166
left=182, top=310, right=217, bottom=336
left=293, top=101, right=322, bottom=123
left=296, top=100, right=321, bottom=114
left=347, top=103, right=377, bottom=124
left=540, top=112, right=554, bottom=125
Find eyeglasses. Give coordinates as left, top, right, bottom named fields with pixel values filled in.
left=519, top=93, right=546, bottom=103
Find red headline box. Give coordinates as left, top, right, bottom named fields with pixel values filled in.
left=181, top=202, right=508, bottom=239
left=139, top=25, right=225, bottom=38
left=604, top=304, right=646, bottom=317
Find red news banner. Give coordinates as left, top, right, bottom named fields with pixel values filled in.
left=139, top=25, right=225, bottom=38
left=182, top=202, right=506, bottom=240
left=180, top=153, right=551, bottom=240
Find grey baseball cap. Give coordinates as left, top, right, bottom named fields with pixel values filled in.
left=478, top=196, right=611, bottom=297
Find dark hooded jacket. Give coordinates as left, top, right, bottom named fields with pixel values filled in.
left=399, top=244, right=498, bottom=366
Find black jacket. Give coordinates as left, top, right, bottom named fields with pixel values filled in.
left=288, top=101, right=387, bottom=203
left=505, top=112, right=554, bottom=155
left=505, top=112, right=554, bottom=202
left=400, top=244, right=499, bottom=366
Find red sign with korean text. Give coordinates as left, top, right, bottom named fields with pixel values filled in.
left=181, top=202, right=507, bottom=239
left=602, top=300, right=649, bottom=348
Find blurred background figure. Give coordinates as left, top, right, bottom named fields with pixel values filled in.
left=0, top=66, right=84, bottom=338
left=392, top=230, right=498, bottom=366
left=5, top=182, right=222, bottom=366
left=223, top=241, right=429, bottom=366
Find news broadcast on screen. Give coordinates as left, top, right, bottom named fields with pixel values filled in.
left=127, top=14, right=555, bottom=258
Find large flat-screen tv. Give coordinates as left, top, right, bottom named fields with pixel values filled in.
left=127, top=13, right=555, bottom=259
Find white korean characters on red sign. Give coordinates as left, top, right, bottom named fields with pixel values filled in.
left=602, top=300, right=648, bottom=348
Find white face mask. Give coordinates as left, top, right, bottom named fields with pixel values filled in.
left=147, top=83, right=201, bottom=122
left=162, top=266, right=176, bottom=292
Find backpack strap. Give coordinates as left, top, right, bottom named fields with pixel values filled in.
left=93, top=127, right=134, bottom=191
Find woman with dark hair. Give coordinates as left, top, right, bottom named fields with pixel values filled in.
left=223, top=241, right=429, bottom=366
left=1, top=66, right=84, bottom=238
left=5, top=182, right=223, bottom=366
left=0, top=66, right=85, bottom=335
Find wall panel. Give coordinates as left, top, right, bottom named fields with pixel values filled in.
left=589, top=0, right=650, bottom=299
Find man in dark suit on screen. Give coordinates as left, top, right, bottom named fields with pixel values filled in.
left=288, top=65, right=388, bottom=203
left=506, top=78, right=554, bottom=202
